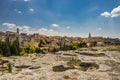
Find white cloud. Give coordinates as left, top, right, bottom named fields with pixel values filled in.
left=29, top=8, right=34, bottom=12
left=111, top=6, right=120, bottom=17
left=24, top=0, right=30, bottom=2
left=40, top=28, right=47, bottom=31
left=2, top=22, right=31, bottom=32
left=66, top=26, right=70, bottom=29
left=22, top=26, right=30, bottom=29
left=101, top=6, right=120, bottom=18
left=51, top=24, right=59, bottom=28
left=2, top=23, right=16, bottom=28
left=26, top=28, right=60, bottom=36
left=18, top=26, right=30, bottom=30
left=2, top=22, right=60, bottom=36
left=18, top=11, right=22, bottom=14
left=101, top=12, right=111, bottom=18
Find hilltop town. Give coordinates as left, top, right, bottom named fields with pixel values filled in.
left=0, top=28, right=120, bottom=49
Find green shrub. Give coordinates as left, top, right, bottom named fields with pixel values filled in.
left=35, top=48, right=44, bottom=54
left=20, top=48, right=26, bottom=56
left=60, top=42, right=87, bottom=51
left=25, top=46, right=36, bottom=53
left=49, top=47, right=59, bottom=52
left=78, top=41, right=87, bottom=47
left=70, top=44, right=79, bottom=50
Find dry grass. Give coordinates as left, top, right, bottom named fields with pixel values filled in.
left=67, top=59, right=81, bottom=68
left=63, top=75, right=70, bottom=79
left=52, top=65, right=67, bottom=72
left=106, top=46, right=120, bottom=51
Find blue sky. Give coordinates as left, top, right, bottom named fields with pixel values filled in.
left=0, top=0, right=120, bottom=38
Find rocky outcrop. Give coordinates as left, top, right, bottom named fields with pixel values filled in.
left=0, top=59, right=12, bottom=74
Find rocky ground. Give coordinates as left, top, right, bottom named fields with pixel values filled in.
left=0, top=49, right=120, bottom=80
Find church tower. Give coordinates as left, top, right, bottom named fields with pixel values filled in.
left=17, top=28, right=19, bottom=34
left=88, top=33, right=91, bottom=38
left=16, top=28, right=21, bottom=47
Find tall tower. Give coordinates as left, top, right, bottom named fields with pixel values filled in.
left=16, top=28, right=21, bottom=47
left=17, top=28, right=19, bottom=34
left=88, top=33, right=91, bottom=38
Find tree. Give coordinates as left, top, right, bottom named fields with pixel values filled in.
left=0, top=37, right=20, bottom=57
left=92, top=41, right=97, bottom=47
left=38, top=39, right=45, bottom=47
left=0, top=40, right=3, bottom=55
left=10, top=37, right=20, bottom=56
left=78, top=41, right=87, bottom=47
left=45, top=39, right=50, bottom=44
left=3, top=37, right=11, bottom=57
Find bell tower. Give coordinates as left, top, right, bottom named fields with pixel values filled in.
left=88, top=33, right=91, bottom=38
left=17, top=28, right=19, bottom=34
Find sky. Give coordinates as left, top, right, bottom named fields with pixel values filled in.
left=0, top=0, right=120, bottom=38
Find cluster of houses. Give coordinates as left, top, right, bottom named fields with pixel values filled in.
left=0, top=28, right=120, bottom=48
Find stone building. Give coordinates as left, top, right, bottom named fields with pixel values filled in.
left=84, top=33, right=104, bottom=47
left=0, top=31, right=5, bottom=41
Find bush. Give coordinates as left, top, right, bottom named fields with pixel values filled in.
left=60, top=42, right=87, bottom=51
left=60, top=44, right=78, bottom=51
left=78, top=41, right=87, bottom=47
left=20, top=48, right=26, bottom=56
left=70, top=44, right=79, bottom=50
left=25, top=46, right=36, bottom=53
left=20, top=47, right=45, bottom=55
left=35, top=48, right=45, bottom=54
left=49, top=47, right=59, bottom=52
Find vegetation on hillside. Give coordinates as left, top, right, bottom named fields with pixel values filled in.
left=1, top=36, right=120, bottom=57
left=0, top=38, right=45, bottom=57
left=60, top=41, right=87, bottom=51
left=0, top=37, right=20, bottom=57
